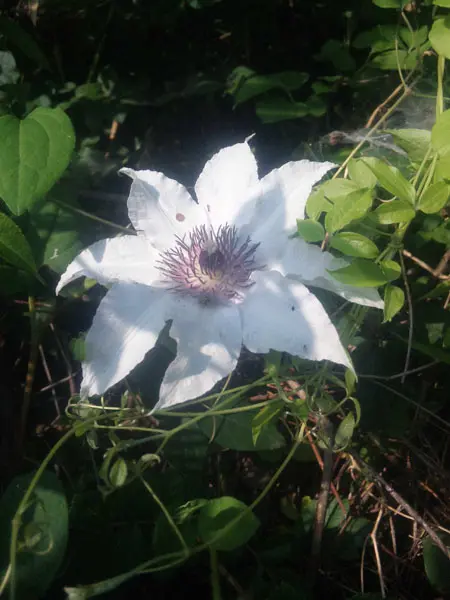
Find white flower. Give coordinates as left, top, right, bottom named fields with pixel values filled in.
left=57, top=142, right=383, bottom=411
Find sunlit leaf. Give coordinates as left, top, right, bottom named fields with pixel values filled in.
left=429, top=16, right=450, bottom=59
left=383, top=285, right=405, bottom=322
left=330, top=232, right=379, bottom=258
left=372, top=199, right=415, bottom=224
left=325, top=189, right=373, bottom=233
left=363, top=157, right=416, bottom=205
left=0, top=108, right=75, bottom=214
left=418, top=182, right=450, bottom=214
left=328, top=259, right=389, bottom=287
left=296, top=219, right=325, bottom=243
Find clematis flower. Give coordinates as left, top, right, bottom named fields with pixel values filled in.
left=57, top=142, right=382, bottom=411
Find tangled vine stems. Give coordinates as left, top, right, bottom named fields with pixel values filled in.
left=4, top=358, right=350, bottom=599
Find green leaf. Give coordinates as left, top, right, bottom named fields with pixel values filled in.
left=345, top=369, right=357, bottom=396
left=27, top=198, right=85, bottom=273
left=0, top=471, right=68, bottom=598
left=432, top=109, right=450, bottom=156
left=363, top=158, right=416, bottom=205
left=228, top=68, right=308, bottom=106
left=296, top=219, right=325, bottom=243
left=383, top=285, right=405, bottom=322
left=197, top=407, right=286, bottom=451
left=328, top=259, right=389, bottom=287
left=423, top=536, right=450, bottom=593
left=0, top=108, right=75, bottom=215
left=330, top=232, right=379, bottom=258
left=380, top=259, right=401, bottom=281
left=316, top=40, right=356, bottom=71
left=334, top=412, right=356, bottom=449
left=371, top=49, right=419, bottom=70
left=198, top=497, right=260, bottom=551
left=325, top=189, right=373, bottom=233
left=372, top=199, right=415, bottom=224
left=109, top=458, right=128, bottom=488
left=252, top=401, right=284, bottom=446
left=255, top=96, right=308, bottom=123
left=306, top=179, right=360, bottom=220
left=419, top=182, right=450, bottom=214
left=386, top=128, right=431, bottom=162
left=434, top=0, right=450, bottom=6
left=0, top=212, right=37, bottom=274
left=347, top=159, right=377, bottom=188
left=429, top=16, right=450, bottom=59
left=372, top=0, right=404, bottom=7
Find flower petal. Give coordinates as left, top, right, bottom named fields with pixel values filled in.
left=194, top=142, right=259, bottom=229
left=154, top=299, right=242, bottom=411
left=240, top=270, right=352, bottom=369
left=56, top=236, right=160, bottom=295
left=269, top=237, right=384, bottom=308
left=81, top=282, right=172, bottom=397
left=120, top=168, right=202, bottom=250
left=242, top=160, right=335, bottom=259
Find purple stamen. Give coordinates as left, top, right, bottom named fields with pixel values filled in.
left=158, top=224, right=260, bottom=303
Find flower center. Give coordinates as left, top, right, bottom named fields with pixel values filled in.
left=158, top=224, right=260, bottom=303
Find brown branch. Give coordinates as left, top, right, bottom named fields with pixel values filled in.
left=350, top=451, right=450, bottom=561
left=310, top=417, right=334, bottom=576
left=402, top=249, right=450, bottom=281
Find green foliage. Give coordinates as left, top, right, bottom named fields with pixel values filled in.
left=0, top=471, right=68, bottom=598
left=0, top=107, right=75, bottom=214
left=423, top=537, right=450, bottom=593
left=1, top=1, right=450, bottom=598
left=0, top=212, right=37, bottom=274
left=328, top=259, right=390, bottom=287
left=197, top=405, right=286, bottom=451
left=198, top=496, right=260, bottom=551
left=329, top=232, right=379, bottom=258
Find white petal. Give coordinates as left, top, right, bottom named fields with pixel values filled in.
left=81, top=282, right=173, bottom=397
left=242, top=160, right=335, bottom=260
left=154, top=300, right=242, bottom=411
left=120, top=168, right=203, bottom=250
left=269, top=237, right=384, bottom=309
left=194, top=142, right=259, bottom=229
left=56, top=236, right=160, bottom=295
left=240, top=270, right=352, bottom=369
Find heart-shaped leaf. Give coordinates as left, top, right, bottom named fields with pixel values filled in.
left=0, top=107, right=75, bottom=215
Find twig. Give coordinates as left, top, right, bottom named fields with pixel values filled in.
left=358, top=361, right=438, bottom=381
left=19, top=297, right=39, bottom=450
left=350, top=451, right=450, bottom=561
left=370, top=508, right=387, bottom=598
left=306, top=430, right=347, bottom=514
left=50, top=324, right=76, bottom=397
left=402, top=249, right=450, bottom=280
left=310, top=417, right=334, bottom=576
left=38, top=345, right=61, bottom=418
left=399, top=253, right=414, bottom=384
left=365, top=80, right=408, bottom=129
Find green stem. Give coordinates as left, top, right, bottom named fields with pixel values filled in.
left=139, top=477, right=189, bottom=556
left=210, top=549, right=221, bottom=600
left=51, top=199, right=136, bottom=235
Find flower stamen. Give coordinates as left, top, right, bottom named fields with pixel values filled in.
left=158, top=224, right=260, bottom=303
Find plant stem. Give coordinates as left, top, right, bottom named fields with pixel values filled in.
left=19, top=296, right=38, bottom=451
left=51, top=198, right=136, bottom=235
left=210, top=549, right=222, bottom=600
